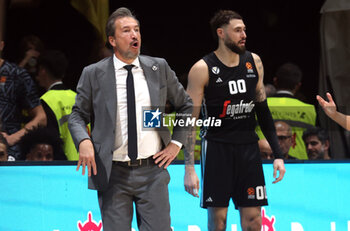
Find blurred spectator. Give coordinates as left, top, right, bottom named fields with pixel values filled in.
left=272, top=62, right=303, bottom=98
left=36, top=50, right=79, bottom=160
left=264, top=83, right=276, bottom=97
left=0, top=133, right=8, bottom=161
left=256, top=62, right=316, bottom=159
left=19, top=126, right=65, bottom=161
left=259, top=121, right=296, bottom=160
left=17, top=34, right=45, bottom=77
left=0, top=40, right=47, bottom=160
left=275, top=121, right=296, bottom=159
left=259, top=139, right=273, bottom=160
left=302, top=127, right=331, bottom=160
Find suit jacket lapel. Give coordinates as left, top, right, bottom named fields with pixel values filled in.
left=97, top=56, right=160, bottom=124
left=139, top=55, right=160, bottom=107
left=97, top=57, right=117, bottom=122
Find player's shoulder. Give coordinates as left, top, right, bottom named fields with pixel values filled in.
left=239, top=51, right=261, bottom=65
left=249, top=52, right=263, bottom=74
left=188, top=59, right=209, bottom=86
left=250, top=52, right=261, bottom=62
left=190, top=59, right=209, bottom=73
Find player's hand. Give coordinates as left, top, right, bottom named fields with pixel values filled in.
left=273, top=158, right=285, bottom=184
left=316, top=93, right=337, bottom=118
left=154, top=142, right=180, bottom=169
left=77, top=139, right=97, bottom=177
left=184, top=165, right=199, bottom=197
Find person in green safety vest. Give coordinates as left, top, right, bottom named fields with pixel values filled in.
left=256, top=62, right=316, bottom=159
left=36, top=50, right=79, bottom=160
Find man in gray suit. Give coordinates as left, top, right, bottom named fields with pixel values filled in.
left=68, top=7, right=193, bottom=231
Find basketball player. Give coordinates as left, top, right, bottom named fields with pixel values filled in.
left=184, top=10, right=286, bottom=231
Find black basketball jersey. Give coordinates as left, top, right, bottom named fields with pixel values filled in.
left=201, top=51, right=259, bottom=144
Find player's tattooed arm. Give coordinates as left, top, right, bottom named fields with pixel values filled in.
left=255, top=55, right=264, bottom=74
left=253, top=53, right=267, bottom=102
left=184, top=129, right=196, bottom=166
left=256, top=83, right=267, bottom=102
left=184, top=59, right=208, bottom=166
left=184, top=59, right=207, bottom=197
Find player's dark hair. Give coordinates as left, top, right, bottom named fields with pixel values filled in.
left=275, top=62, right=302, bottom=90
left=38, top=50, right=68, bottom=80
left=302, top=127, right=329, bottom=144
left=210, top=10, right=243, bottom=42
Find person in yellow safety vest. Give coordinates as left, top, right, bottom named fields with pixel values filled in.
left=36, top=50, right=79, bottom=160
left=256, top=63, right=316, bottom=159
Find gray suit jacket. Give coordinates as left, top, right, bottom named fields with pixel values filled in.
left=68, top=55, right=193, bottom=191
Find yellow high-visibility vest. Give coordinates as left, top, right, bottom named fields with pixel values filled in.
left=41, top=90, right=79, bottom=160
left=256, top=97, right=316, bottom=160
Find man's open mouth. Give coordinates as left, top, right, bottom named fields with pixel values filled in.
left=131, top=41, right=139, bottom=48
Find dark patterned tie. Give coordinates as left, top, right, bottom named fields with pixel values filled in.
left=124, top=65, right=137, bottom=161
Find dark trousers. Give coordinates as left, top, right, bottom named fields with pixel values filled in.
left=98, top=163, right=171, bottom=231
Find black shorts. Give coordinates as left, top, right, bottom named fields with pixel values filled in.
left=200, top=139, right=268, bottom=209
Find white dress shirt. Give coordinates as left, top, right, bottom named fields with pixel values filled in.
left=112, top=55, right=162, bottom=161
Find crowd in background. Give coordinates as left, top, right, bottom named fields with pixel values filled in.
left=0, top=34, right=342, bottom=162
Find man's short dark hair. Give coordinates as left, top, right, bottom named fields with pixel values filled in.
left=105, top=7, right=139, bottom=49
left=210, top=10, right=242, bottom=42
left=302, top=127, right=329, bottom=144
left=38, top=50, right=68, bottom=80
left=19, top=126, right=64, bottom=160
left=275, top=62, right=302, bottom=90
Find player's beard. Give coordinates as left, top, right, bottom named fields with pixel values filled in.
left=224, top=38, right=246, bottom=55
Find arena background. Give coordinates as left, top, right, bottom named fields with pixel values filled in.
left=2, top=0, right=350, bottom=158
left=2, top=1, right=350, bottom=230
left=3, top=0, right=324, bottom=104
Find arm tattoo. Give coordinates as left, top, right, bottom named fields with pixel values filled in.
left=256, top=84, right=267, bottom=102
left=255, top=56, right=266, bottom=102
left=184, top=129, right=196, bottom=166
left=256, top=58, right=263, bottom=72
